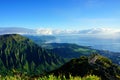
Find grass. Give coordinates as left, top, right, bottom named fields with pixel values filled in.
left=0, top=74, right=101, bottom=80
left=74, top=48, right=96, bottom=54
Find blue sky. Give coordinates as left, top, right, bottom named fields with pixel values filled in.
left=0, top=0, right=120, bottom=29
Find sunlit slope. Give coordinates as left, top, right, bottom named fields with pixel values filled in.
left=0, top=34, right=66, bottom=75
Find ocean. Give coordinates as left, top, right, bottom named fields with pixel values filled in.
left=52, top=35, right=120, bottom=52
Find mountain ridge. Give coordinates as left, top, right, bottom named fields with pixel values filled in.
left=0, top=34, right=66, bottom=75
left=50, top=54, right=120, bottom=80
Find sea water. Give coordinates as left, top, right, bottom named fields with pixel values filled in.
left=53, top=35, right=120, bottom=52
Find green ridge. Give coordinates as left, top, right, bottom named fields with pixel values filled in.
left=0, top=34, right=66, bottom=76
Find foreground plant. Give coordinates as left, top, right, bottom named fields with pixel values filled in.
left=0, top=74, right=101, bottom=80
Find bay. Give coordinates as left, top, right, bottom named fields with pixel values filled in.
left=50, top=35, right=120, bottom=52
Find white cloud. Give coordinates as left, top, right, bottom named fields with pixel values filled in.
left=79, top=28, right=118, bottom=34
left=78, top=28, right=120, bottom=39
left=35, top=27, right=120, bottom=36
left=1, top=27, right=120, bottom=37
left=52, top=29, right=79, bottom=34
left=36, top=28, right=53, bottom=35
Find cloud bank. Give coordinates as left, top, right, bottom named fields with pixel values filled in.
left=0, top=27, right=35, bottom=35
left=35, top=28, right=120, bottom=36
left=0, top=27, right=120, bottom=37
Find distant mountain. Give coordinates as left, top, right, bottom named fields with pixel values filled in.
left=0, top=27, right=35, bottom=35
left=51, top=54, right=120, bottom=80
left=0, top=34, right=66, bottom=75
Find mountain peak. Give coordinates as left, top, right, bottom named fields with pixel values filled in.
left=0, top=34, right=20, bottom=37
left=0, top=34, right=66, bottom=75
left=0, top=34, right=31, bottom=43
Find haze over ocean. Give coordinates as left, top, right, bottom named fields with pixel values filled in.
left=51, top=35, right=120, bottom=52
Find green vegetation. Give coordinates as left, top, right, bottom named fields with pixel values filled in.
left=42, top=43, right=120, bottom=66
left=0, top=34, right=120, bottom=80
left=74, top=48, right=96, bottom=54
left=51, top=54, right=120, bottom=80
left=0, top=34, right=66, bottom=76
left=43, top=43, right=97, bottom=58
left=0, top=74, right=100, bottom=80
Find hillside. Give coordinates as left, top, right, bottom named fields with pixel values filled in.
left=0, top=34, right=66, bottom=76
left=41, top=43, right=120, bottom=65
left=41, top=43, right=97, bottom=58
left=51, top=54, right=120, bottom=80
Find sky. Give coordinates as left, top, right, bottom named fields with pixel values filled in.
left=0, top=0, right=120, bottom=30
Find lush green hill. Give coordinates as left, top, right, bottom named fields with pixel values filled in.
left=0, top=34, right=66, bottom=76
left=42, top=43, right=96, bottom=58
left=51, top=54, right=120, bottom=80
left=42, top=43, right=120, bottom=65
